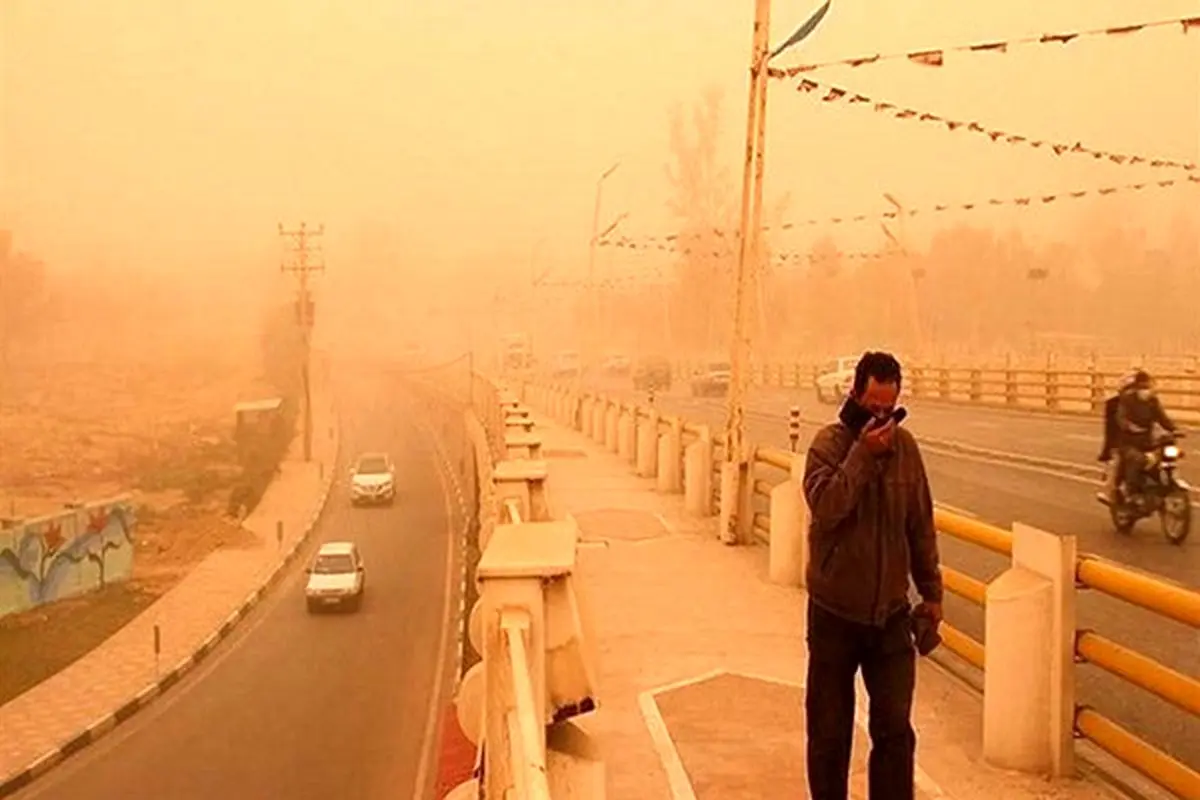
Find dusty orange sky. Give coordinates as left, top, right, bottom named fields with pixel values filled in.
left=2, top=0, right=1197, bottom=296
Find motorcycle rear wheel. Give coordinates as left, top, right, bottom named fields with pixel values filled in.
left=1109, top=501, right=1136, bottom=536
left=1160, top=489, right=1191, bottom=545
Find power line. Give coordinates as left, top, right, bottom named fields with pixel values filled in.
left=768, top=14, right=1200, bottom=78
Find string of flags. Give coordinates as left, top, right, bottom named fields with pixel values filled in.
left=793, top=76, right=1196, bottom=173
left=600, top=172, right=1200, bottom=250
left=594, top=237, right=894, bottom=268
left=768, top=14, right=1200, bottom=78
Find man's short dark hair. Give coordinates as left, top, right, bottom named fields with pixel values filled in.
left=853, top=351, right=903, bottom=396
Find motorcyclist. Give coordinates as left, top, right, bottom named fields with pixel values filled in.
left=1114, top=370, right=1177, bottom=501
left=1098, top=372, right=1136, bottom=503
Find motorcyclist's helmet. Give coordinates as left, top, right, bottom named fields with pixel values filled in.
left=1131, top=369, right=1154, bottom=399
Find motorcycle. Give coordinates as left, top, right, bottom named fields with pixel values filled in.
left=1097, top=432, right=1191, bottom=545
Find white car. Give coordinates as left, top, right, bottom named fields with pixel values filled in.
left=305, top=542, right=365, bottom=612
left=814, top=356, right=858, bottom=404
left=349, top=452, right=395, bottom=506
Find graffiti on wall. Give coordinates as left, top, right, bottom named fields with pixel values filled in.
left=0, top=496, right=137, bottom=618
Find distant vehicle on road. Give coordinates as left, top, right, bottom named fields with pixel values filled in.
left=305, top=542, right=365, bottom=612
left=551, top=350, right=581, bottom=378
left=814, top=356, right=858, bottom=404
left=633, top=356, right=673, bottom=392
left=603, top=353, right=631, bottom=375
left=690, top=361, right=731, bottom=398
left=349, top=452, right=396, bottom=506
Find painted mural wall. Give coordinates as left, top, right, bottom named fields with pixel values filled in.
left=0, top=496, right=137, bottom=618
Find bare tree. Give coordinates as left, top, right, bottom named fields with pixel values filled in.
left=664, top=87, right=737, bottom=353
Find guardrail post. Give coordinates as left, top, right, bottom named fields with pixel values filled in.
left=494, top=459, right=551, bottom=523
left=636, top=409, right=659, bottom=477
left=1088, top=369, right=1104, bottom=414
left=505, top=431, right=543, bottom=460
left=969, top=369, right=982, bottom=402
left=479, top=565, right=547, bottom=797
left=1046, top=369, right=1060, bottom=411
left=617, top=407, right=637, bottom=464
left=657, top=417, right=683, bottom=494
left=769, top=453, right=809, bottom=586
left=938, top=367, right=951, bottom=399
left=580, top=395, right=594, bottom=438
left=912, top=366, right=927, bottom=399
left=684, top=426, right=713, bottom=517
left=983, top=522, right=1077, bottom=777
left=718, top=444, right=755, bottom=545
left=1004, top=354, right=1018, bottom=406
left=604, top=401, right=620, bottom=453
left=591, top=398, right=606, bottom=444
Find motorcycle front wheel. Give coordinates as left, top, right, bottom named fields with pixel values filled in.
left=1160, top=488, right=1191, bottom=545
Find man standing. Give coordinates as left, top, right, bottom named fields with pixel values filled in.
left=802, top=351, right=943, bottom=800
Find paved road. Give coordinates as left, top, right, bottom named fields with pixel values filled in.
left=592, top=380, right=1200, bottom=771
left=670, top=382, right=1196, bottom=482
left=14, top=370, right=460, bottom=800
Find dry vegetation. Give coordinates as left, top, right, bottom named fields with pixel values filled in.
left=0, top=264, right=281, bottom=703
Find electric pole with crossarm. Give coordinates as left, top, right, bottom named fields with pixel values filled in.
left=278, top=221, right=325, bottom=462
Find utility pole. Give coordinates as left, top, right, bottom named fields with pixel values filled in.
left=722, top=0, right=772, bottom=546
left=883, top=193, right=924, bottom=356
left=278, top=221, right=325, bottom=462
left=580, top=162, right=621, bottom=397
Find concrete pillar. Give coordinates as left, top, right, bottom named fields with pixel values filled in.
left=591, top=402, right=607, bottom=444
left=579, top=396, right=593, bottom=438
left=656, top=419, right=683, bottom=494
left=617, top=410, right=636, bottom=464
left=769, top=454, right=808, bottom=585
left=983, top=523, right=1077, bottom=777
left=717, top=453, right=755, bottom=544
left=479, top=571, right=546, bottom=797
left=636, top=412, right=659, bottom=478
left=684, top=438, right=713, bottom=517
left=604, top=404, right=619, bottom=453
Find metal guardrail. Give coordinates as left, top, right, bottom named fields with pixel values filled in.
left=558, top=385, right=1200, bottom=799
left=501, top=608, right=552, bottom=800
left=674, top=358, right=1200, bottom=418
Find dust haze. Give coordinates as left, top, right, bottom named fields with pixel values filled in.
left=2, top=0, right=1198, bottom=370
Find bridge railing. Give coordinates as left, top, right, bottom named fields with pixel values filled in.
left=529, top=382, right=1200, bottom=800
left=673, top=357, right=1200, bottom=417
left=447, top=386, right=603, bottom=800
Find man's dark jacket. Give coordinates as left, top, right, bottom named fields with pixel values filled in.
left=803, top=421, right=943, bottom=627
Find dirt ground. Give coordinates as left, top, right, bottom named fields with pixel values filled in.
left=0, top=347, right=276, bottom=705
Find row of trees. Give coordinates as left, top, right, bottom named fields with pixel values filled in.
left=0, top=231, right=49, bottom=372
left=637, top=89, right=1200, bottom=362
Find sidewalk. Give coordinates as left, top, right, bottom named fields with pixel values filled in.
left=532, top=415, right=1123, bottom=800
left=0, top=360, right=339, bottom=793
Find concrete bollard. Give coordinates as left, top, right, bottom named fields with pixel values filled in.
left=768, top=454, right=808, bottom=585
left=579, top=396, right=592, bottom=438
left=656, top=420, right=683, bottom=494
left=592, top=403, right=607, bottom=444
left=983, top=523, right=1077, bottom=778
left=617, top=410, right=636, bottom=464
left=683, top=438, right=713, bottom=517
left=636, top=413, right=659, bottom=478
left=604, top=405, right=620, bottom=453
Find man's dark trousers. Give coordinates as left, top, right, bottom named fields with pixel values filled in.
left=805, top=598, right=917, bottom=800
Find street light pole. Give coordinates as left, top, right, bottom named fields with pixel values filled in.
left=722, top=0, right=772, bottom=546
left=883, top=192, right=925, bottom=357
left=579, top=161, right=620, bottom=396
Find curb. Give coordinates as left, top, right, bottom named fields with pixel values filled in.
left=0, top=401, right=342, bottom=799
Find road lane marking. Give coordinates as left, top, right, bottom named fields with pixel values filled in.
left=411, top=412, right=464, bottom=800
left=1065, top=433, right=1102, bottom=443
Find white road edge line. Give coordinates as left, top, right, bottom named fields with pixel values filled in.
left=410, top=417, right=465, bottom=800
left=637, top=690, right=698, bottom=800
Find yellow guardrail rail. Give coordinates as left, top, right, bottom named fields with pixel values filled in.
left=551, top=383, right=1200, bottom=798
left=673, top=358, right=1200, bottom=418
left=501, top=608, right=553, bottom=800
